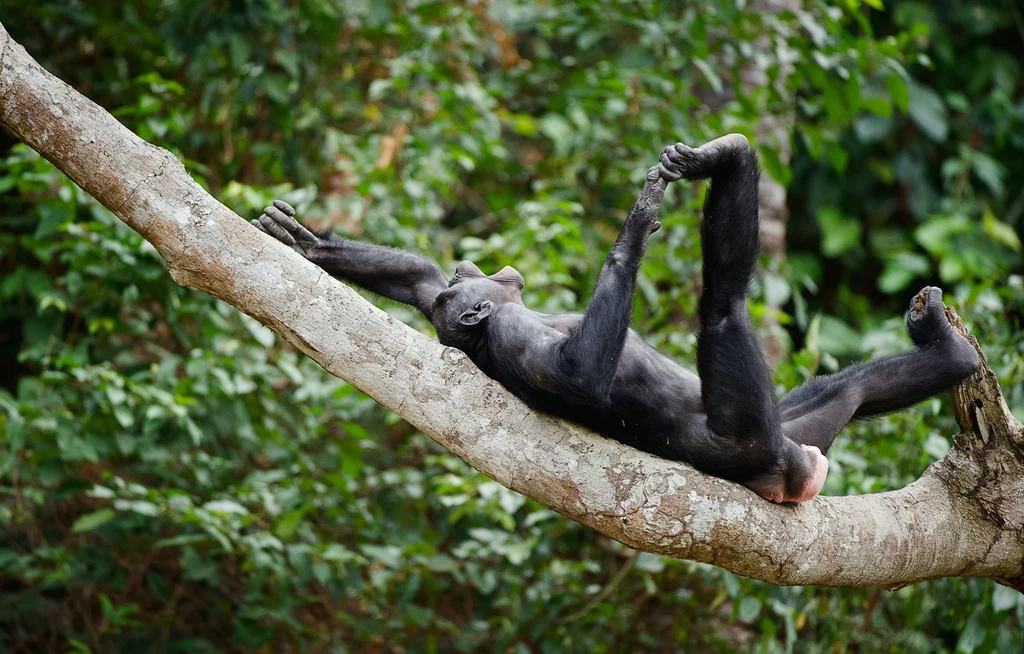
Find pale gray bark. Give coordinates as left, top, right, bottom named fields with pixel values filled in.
left=2, top=23, right=1022, bottom=590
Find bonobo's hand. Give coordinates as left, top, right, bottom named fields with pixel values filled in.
left=251, top=200, right=322, bottom=257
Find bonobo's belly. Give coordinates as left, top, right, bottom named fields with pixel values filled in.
left=531, top=310, right=704, bottom=438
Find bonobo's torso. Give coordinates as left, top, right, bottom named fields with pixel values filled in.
left=465, top=304, right=708, bottom=462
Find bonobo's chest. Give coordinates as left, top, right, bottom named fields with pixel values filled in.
left=536, top=312, right=584, bottom=336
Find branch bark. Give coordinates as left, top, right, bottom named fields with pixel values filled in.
left=2, top=23, right=1022, bottom=590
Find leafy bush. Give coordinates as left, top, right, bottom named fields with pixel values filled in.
left=1, top=0, right=1022, bottom=651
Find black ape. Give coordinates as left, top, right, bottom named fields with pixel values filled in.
left=252, top=134, right=980, bottom=503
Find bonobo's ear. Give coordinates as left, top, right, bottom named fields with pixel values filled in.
left=458, top=300, right=493, bottom=326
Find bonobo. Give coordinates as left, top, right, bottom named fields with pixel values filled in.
left=252, top=134, right=980, bottom=503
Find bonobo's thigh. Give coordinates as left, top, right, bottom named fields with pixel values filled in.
left=779, top=286, right=980, bottom=453
left=669, top=136, right=785, bottom=453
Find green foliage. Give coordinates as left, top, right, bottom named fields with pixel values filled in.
left=1, top=0, right=1022, bottom=651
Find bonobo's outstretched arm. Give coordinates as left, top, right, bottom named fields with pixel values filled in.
left=557, top=166, right=667, bottom=391
left=253, top=201, right=449, bottom=319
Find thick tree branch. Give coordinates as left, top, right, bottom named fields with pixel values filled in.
left=2, top=23, right=1022, bottom=590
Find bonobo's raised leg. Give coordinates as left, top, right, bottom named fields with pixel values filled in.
left=661, top=135, right=826, bottom=502
left=252, top=201, right=449, bottom=319
left=558, top=165, right=667, bottom=391
left=779, top=286, right=980, bottom=452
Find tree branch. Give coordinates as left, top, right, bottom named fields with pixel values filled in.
left=2, top=22, right=1022, bottom=589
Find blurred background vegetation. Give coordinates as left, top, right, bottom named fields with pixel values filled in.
left=1, top=0, right=1022, bottom=651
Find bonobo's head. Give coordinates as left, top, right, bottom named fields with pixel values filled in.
left=431, top=261, right=525, bottom=350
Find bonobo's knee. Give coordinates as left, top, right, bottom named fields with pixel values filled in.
left=698, top=298, right=749, bottom=332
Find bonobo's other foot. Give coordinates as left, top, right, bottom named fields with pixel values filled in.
left=657, top=133, right=751, bottom=182
left=906, top=286, right=956, bottom=346
left=251, top=200, right=321, bottom=256
left=906, top=286, right=980, bottom=375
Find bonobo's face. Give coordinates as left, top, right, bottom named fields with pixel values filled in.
left=432, top=261, right=525, bottom=343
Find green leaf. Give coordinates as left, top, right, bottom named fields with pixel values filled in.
left=693, top=58, right=723, bottom=94
left=878, top=252, right=930, bottom=293
left=983, top=210, right=1022, bottom=252
left=817, top=207, right=862, bottom=257
left=817, top=316, right=862, bottom=357
left=861, top=95, right=892, bottom=117
left=923, top=433, right=950, bottom=459
left=972, top=153, right=1006, bottom=198
left=203, top=500, right=249, bottom=515
left=539, top=114, right=573, bottom=155
left=274, top=509, right=307, bottom=540
left=634, top=552, right=666, bottom=573
left=759, top=146, right=792, bottom=186
left=915, top=216, right=971, bottom=254
left=939, top=256, right=966, bottom=282
left=738, top=596, right=762, bottom=621
left=71, top=509, right=115, bottom=533
left=822, top=80, right=848, bottom=123
left=906, top=80, right=948, bottom=142
left=992, top=584, right=1021, bottom=612
left=826, top=143, right=849, bottom=174
left=884, top=73, right=910, bottom=112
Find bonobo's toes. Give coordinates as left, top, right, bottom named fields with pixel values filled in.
left=905, top=286, right=980, bottom=377
left=906, top=286, right=951, bottom=346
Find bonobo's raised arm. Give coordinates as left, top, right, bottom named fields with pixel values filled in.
left=253, top=201, right=449, bottom=319
left=557, top=167, right=667, bottom=390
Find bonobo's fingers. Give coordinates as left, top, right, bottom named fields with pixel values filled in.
left=254, top=200, right=322, bottom=255
left=273, top=199, right=296, bottom=217
left=258, top=209, right=296, bottom=246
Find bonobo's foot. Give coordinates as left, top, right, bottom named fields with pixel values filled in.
left=906, top=286, right=956, bottom=346
left=657, top=133, right=751, bottom=182
left=251, top=200, right=322, bottom=257
left=906, top=286, right=980, bottom=374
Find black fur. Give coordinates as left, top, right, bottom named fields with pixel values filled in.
left=252, top=136, right=980, bottom=502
